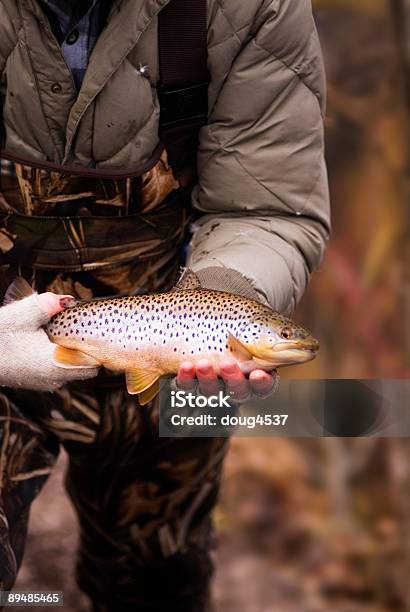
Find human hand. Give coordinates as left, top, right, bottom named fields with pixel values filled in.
left=176, top=358, right=278, bottom=402
left=0, top=291, right=99, bottom=392
left=36, top=291, right=74, bottom=316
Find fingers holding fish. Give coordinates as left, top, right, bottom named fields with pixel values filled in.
left=178, top=359, right=259, bottom=402
left=249, top=369, right=279, bottom=399
left=220, top=363, right=278, bottom=402
left=176, top=362, right=197, bottom=391
left=177, top=360, right=223, bottom=397
left=176, top=359, right=278, bottom=403
left=220, top=360, right=251, bottom=403
left=196, top=360, right=220, bottom=397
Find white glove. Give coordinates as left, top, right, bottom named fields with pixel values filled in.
left=0, top=293, right=99, bottom=392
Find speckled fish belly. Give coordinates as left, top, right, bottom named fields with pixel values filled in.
left=44, top=270, right=319, bottom=405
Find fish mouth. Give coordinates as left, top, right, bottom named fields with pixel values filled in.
left=274, top=340, right=319, bottom=366
left=253, top=348, right=317, bottom=368
left=251, top=340, right=319, bottom=368
left=272, top=340, right=320, bottom=353
left=278, top=348, right=317, bottom=365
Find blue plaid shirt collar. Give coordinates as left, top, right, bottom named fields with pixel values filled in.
left=39, top=0, right=103, bottom=90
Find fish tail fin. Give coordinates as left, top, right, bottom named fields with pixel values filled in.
left=3, top=277, right=35, bottom=305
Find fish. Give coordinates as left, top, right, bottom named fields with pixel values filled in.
left=5, top=272, right=319, bottom=405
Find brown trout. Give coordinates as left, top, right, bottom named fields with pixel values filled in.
left=7, top=272, right=319, bottom=404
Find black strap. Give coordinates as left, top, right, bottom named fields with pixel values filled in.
left=158, top=0, right=209, bottom=179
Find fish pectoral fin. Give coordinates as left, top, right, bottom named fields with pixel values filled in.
left=227, top=334, right=252, bottom=361
left=53, top=346, right=100, bottom=368
left=172, top=268, right=202, bottom=292
left=138, top=381, right=160, bottom=406
left=126, top=369, right=160, bottom=399
left=3, top=277, right=34, bottom=305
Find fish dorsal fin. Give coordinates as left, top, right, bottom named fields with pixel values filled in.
left=3, top=277, right=34, bottom=305
left=126, top=368, right=160, bottom=399
left=227, top=334, right=252, bottom=361
left=173, top=268, right=202, bottom=292
left=53, top=346, right=100, bottom=368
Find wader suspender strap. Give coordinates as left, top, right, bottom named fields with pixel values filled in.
left=158, top=0, right=209, bottom=179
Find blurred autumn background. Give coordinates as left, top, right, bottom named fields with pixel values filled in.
left=11, top=1, right=410, bottom=611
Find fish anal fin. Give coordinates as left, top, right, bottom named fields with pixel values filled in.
left=172, top=268, right=201, bottom=292
left=126, top=368, right=160, bottom=398
left=3, top=277, right=34, bottom=305
left=54, top=345, right=100, bottom=368
left=138, top=381, right=160, bottom=406
left=227, top=334, right=252, bottom=361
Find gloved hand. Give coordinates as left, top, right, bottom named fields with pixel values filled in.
left=0, top=291, right=99, bottom=392
left=176, top=266, right=278, bottom=401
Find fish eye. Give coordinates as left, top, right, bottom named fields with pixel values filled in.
left=280, top=327, right=293, bottom=340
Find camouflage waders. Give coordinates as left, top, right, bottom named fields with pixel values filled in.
left=0, top=157, right=228, bottom=611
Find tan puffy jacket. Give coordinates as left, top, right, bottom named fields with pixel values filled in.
left=0, top=0, right=330, bottom=314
